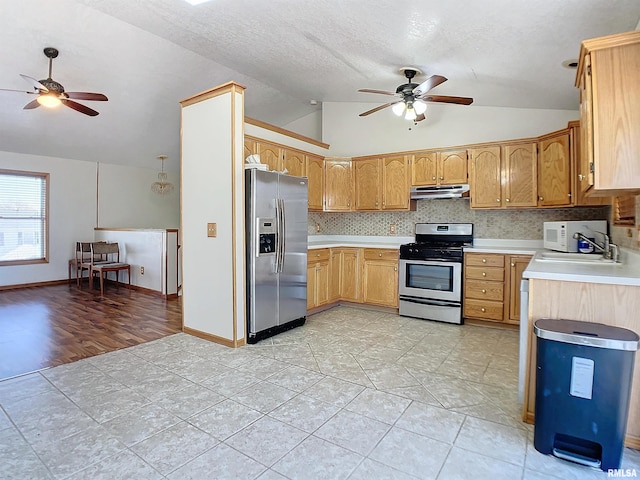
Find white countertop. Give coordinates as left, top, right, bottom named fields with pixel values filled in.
left=464, top=239, right=542, bottom=255
left=308, top=235, right=412, bottom=249
left=523, top=248, right=640, bottom=286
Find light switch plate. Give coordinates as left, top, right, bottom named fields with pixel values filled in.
left=207, top=223, right=217, bottom=237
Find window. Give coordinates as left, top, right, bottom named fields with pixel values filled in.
left=613, top=195, right=636, bottom=226
left=0, top=169, right=49, bottom=265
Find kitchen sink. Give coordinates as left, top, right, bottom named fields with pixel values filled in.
left=536, top=251, right=617, bottom=264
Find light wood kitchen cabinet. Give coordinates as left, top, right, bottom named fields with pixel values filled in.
left=353, top=159, right=381, bottom=210
left=244, top=137, right=258, bottom=159
left=469, top=146, right=502, bottom=208
left=324, top=159, right=352, bottom=211
left=569, top=122, right=610, bottom=207
left=283, top=149, right=306, bottom=177
left=412, top=149, right=468, bottom=186
left=307, top=249, right=330, bottom=309
left=362, top=249, right=398, bottom=307
left=307, top=155, right=324, bottom=211
left=464, top=252, right=532, bottom=325
left=502, top=143, right=538, bottom=208
left=575, top=30, right=640, bottom=197
left=330, top=248, right=361, bottom=303
left=352, top=155, right=413, bottom=211
left=537, top=130, right=572, bottom=207
left=256, top=141, right=282, bottom=172
left=463, top=253, right=505, bottom=322
left=506, top=255, right=532, bottom=323
left=382, top=155, right=411, bottom=209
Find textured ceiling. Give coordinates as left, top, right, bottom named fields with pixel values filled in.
left=0, top=0, right=639, bottom=171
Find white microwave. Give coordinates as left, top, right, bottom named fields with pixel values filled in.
left=543, top=220, right=608, bottom=252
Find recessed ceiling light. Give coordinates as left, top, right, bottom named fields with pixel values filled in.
left=562, top=59, right=579, bottom=69
left=182, top=0, right=213, bottom=5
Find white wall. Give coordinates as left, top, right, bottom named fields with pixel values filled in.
left=322, top=102, right=579, bottom=157
left=0, top=151, right=96, bottom=286
left=98, top=163, right=179, bottom=228
left=0, top=150, right=180, bottom=287
left=282, top=110, right=323, bottom=141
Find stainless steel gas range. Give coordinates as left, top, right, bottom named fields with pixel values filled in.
left=398, top=223, right=473, bottom=324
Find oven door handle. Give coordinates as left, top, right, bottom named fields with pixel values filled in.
left=399, top=297, right=460, bottom=307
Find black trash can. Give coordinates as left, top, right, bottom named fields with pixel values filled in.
left=533, top=318, right=639, bottom=471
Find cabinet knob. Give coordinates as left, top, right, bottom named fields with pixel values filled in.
left=482, top=272, right=486, bottom=277
left=347, top=202, right=350, bottom=207
left=578, top=174, right=584, bottom=181
left=511, top=263, right=515, bottom=267
left=482, top=258, right=487, bottom=263
left=538, top=196, right=544, bottom=201
left=394, top=267, right=398, bottom=271
left=481, top=307, right=486, bottom=313
left=316, top=253, right=320, bottom=257
left=432, top=176, right=436, bottom=181
left=482, top=289, right=486, bottom=293
left=375, top=201, right=378, bottom=206
left=496, top=198, right=500, bottom=202
left=505, top=198, right=510, bottom=202
left=382, top=201, right=385, bottom=206
left=439, top=176, right=444, bottom=180
left=379, top=253, right=382, bottom=257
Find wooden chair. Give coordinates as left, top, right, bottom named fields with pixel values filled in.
left=89, top=242, right=131, bottom=295
left=69, top=241, right=107, bottom=287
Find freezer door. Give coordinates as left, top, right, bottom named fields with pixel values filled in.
left=246, top=169, right=278, bottom=335
left=277, top=174, right=308, bottom=324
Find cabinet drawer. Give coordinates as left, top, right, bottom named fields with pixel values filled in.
left=465, top=279, right=504, bottom=301
left=308, top=248, right=330, bottom=263
left=465, top=253, right=505, bottom=267
left=464, top=299, right=504, bottom=321
left=363, top=249, right=398, bottom=261
left=465, top=266, right=505, bottom=282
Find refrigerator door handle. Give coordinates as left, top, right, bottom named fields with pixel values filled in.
left=275, top=198, right=283, bottom=273
left=280, top=199, right=286, bottom=273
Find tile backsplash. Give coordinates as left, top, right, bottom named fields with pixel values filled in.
left=309, top=199, right=611, bottom=240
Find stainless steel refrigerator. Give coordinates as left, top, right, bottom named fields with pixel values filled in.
left=245, top=169, right=308, bottom=343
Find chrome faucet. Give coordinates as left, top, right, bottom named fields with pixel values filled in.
left=573, top=232, right=619, bottom=262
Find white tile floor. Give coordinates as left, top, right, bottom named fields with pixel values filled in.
left=1, top=306, right=639, bottom=479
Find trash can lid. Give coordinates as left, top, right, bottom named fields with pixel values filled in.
left=534, top=318, right=639, bottom=351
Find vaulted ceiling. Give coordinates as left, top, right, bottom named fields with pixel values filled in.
left=1, top=0, right=639, bottom=171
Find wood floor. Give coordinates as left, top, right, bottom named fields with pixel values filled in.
left=0, top=283, right=182, bottom=381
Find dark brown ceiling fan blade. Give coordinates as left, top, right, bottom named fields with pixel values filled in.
left=62, top=99, right=99, bottom=116
left=412, top=75, right=447, bottom=96
left=20, top=74, right=48, bottom=92
left=64, top=92, right=108, bottom=101
left=23, top=99, right=41, bottom=110
left=358, top=88, right=397, bottom=96
left=415, top=113, right=426, bottom=122
left=359, top=102, right=399, bottom=117
left=418, top=94, right=474, bottom=105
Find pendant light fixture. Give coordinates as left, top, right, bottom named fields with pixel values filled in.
left=151, top=155, right=174, bottom=195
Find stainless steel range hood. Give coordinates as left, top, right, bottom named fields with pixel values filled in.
left=410, top=184, right=470, bottom=199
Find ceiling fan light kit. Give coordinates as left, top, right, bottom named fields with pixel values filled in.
left=0, top=47, right=108, bottom=116
left=358, top=67, right=473, bottom=122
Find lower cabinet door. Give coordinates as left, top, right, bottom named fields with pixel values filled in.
left=362, top=260, right=398, bottom=307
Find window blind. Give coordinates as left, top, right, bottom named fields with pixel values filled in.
left=0, top=170, right=48, bottom=264
left=613, top=195, right=636, bottom=226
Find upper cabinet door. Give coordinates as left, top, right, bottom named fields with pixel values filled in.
left=538, top=132, right=571, bottom=207
left=283, top=149, right=306, bottom=177
left=438, top=149, right=468, bottom=185
left=382, top=155, right=410, bottom=210
left=257, top=142, right=282, bottom=172
left=412, top=151, right=438, bottom=186
left=306, top=155, right=324, bottom=211
left=469, top=147, right=501, bottom=208
left=244, top=137, right=258, bottom=159
left=324, top=159, right=352, bottom=211
left=503, top=143, right=537, bottom=208
left=354, top=159, right=381, bottom=210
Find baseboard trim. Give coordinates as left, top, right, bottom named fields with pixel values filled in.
left=0, top=279, right=68, bottom=291
left=182, top=326, right=245, bottom=348
left=0, top=279, right=173, bottom=298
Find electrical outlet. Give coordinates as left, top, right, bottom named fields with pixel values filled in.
left=140, top=266, right=144, bottom=275
left=389, top=223, right=397, bottom=235
left=207, top=223, right=217, bottom=237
